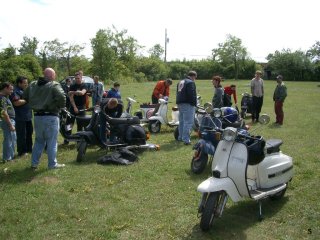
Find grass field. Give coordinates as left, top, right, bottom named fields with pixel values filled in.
left=0, top=79, right=319, bottom=240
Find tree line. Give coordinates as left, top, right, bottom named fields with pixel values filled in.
left=1, top=26, right=320, bottom=84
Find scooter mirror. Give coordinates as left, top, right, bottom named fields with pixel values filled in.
left=94, top=105, right=101, bottom=113
left=258, top=114, right=270, bottom=125
left=204, top=102, right=213, bottom=113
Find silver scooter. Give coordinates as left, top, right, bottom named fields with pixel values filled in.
left=197, top=114, right=293, bottom=231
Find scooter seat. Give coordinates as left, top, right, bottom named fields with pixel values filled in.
left=266, top=139, right=283, bottom=154
left=108, top=116, right=140, bottom=125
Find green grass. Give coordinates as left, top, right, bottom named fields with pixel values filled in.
left=1, top=80, right=319, bottom=240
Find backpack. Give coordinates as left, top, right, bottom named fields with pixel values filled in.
left=223, top=91, right=232, bottom=107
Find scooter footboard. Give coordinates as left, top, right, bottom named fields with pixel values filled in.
left=197, top=177, right=242, bottom=202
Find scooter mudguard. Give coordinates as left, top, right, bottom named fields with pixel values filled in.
left=193, top=139, right=215, bottom=156
left=148, top=116, right=165, bottom=125
left=197, top=177, right=242, bottom=202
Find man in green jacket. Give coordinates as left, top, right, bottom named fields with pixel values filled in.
left=273, top=75, right=287, bottom=125
left=23, top=68, right=66, bottom=169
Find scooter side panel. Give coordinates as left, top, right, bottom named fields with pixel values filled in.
left=197, top=177, right=242, bottom=202
left=257, top=153, right=293, bottom=188
left=228, top=143, right=250, bottom=197
left=212, top=140, right=233, bottom=177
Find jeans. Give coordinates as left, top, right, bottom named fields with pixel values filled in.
left=32, top=116, right=59, bottom=168
left=1, top=119, right=16, bottom=161
left=178, top=103, right=195, bottom=143
left=15, top=120, right=33, bottom=155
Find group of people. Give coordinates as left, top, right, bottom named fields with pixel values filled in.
left=174, top=70, right=287, bottom=145
left=1, top=68, right=287, bottom=165
left=0, top=67, right=124, bottom=167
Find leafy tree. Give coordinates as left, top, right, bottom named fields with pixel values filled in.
left=91, top=29, right=117, bottom=81
left=148, top=44, right=164, bottom=59
left=0, top=54, right=42, bottom=83
left=306, top=41, right=320, bottom=62
left=212, top=34, right=248, bottom=80
left=135, top=56, right=169, bottom=81
left=18, top=36, right=39, bottom=56
left=267, top=49, right=312, bottom=81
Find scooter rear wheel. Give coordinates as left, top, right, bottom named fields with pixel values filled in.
left=148, top=120, right=161, bottom=133
left=76, top=140, right=87, bottom=162
left=200, top=192, right=219, bottom=231
left=191, top=151, right=208, bottom=174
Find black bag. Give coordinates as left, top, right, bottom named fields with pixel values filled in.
left=97, top=147, right=138, bottom=165
left=223, top=91, right=232, bottom=107
left=125, top=125, right=146, bottom=145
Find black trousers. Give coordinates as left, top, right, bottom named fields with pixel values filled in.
left=15, top=120, right=33, bottom=155
left=67, top=105, right=86, bottom=132
left=252, top=96, right=263, bottom=121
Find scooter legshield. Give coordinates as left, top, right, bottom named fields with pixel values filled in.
left=197, top=177, right=242, bottom=202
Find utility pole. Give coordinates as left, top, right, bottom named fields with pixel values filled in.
left=164, top=29, right=169, bottom=63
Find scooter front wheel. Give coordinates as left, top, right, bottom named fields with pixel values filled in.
left=174, top=127, right=179, bottom=140
left=76, top=140, right=87, bottom=162
left=191, top=151, right=208, bottom=174
left=148, top=120, right=161, bottom=133
left=200, top=192, right=219, bottom=231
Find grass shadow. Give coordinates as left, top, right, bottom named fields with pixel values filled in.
left=182, top=196, right=289, bottom=240
left=0, top=164, right=47, bottom=184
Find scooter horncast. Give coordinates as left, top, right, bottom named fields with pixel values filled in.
left=197, top=114, right=293, bottom=231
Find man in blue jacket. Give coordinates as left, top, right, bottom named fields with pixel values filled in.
left=176, top=71, right=197, bottom=145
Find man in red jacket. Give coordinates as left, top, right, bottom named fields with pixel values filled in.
left=224, top=84, right=237, bottom=106
left=151, top=78, right=172, bottom=104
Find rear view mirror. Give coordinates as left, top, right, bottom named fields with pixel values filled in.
left=204, top=102, right=213, bottom=113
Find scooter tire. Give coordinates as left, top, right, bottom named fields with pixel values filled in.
left=191, top=151, right=208, bottom=174
left=76, top=140, right=87, bottom=162
left=200, top=192, right=219, bottom=231
left=241, top=109, right=246, bottom=119
left=174, top=127, right=179, bottom=140
left=148, top=120, right=161, bottom=133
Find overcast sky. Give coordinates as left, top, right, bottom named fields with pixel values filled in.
left=0, top=0, right=319, bottom=62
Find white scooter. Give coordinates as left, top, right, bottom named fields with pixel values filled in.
left=148, top=95, right=203, bottom=134
left=148, top=97, right=179, bottom=133
left=121, top=96, right=137, bottom=118
left=197, top=114, right=293, bottom=231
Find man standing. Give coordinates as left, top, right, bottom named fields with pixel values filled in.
left=176, top=71, right=197, bottom=145
left=0, top=82, right=16, bottom=163
left=151, top=78, right=172, bottom=104
left=273, top=75, right=287, bottom=125
left=91, top=75, right=104, bottom=106
left=10, top=76, right=33, bottom=157
left=68, top=72, right=87, bottom=132
left=250, top=70, right=264, bottom=123
left=224, top=84, right=237, bottom=106
left=23, top=68, right=66, bottom=169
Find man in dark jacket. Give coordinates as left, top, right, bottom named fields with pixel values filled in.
left=10, top=76, right=33, bottom=156
left=273, top=75, right=287, bottom=125
left=176, top=71, right=197, bottom=145
left=99, top=98, right=123, bottom=144
left=23, top=68, right=66, bottom=169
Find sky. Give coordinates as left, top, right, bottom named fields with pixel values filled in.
left=0, top=0, right=319, bottom=62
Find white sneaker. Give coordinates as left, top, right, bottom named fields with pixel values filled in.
left=49, top=163, right=65, bottom=169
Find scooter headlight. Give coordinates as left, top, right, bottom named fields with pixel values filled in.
left=213, top=108, right=222, bottom=118
left=223, top=127, right=237, bottom=141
